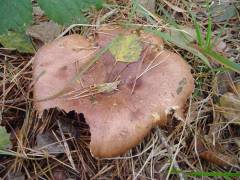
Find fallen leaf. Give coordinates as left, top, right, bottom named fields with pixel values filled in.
left=163, top=0, right=186, bottom=13
left=109, top=34, right=143, bottom=63
left=7, top=172, right=25, bottom=180
left=236, top=81, right=240, bottom=94
left=197, top=138, right=235, bottom=166
left=53, top=167, right=67, bottom=180
left=27, top=21, right=62, bottom=43
left=210, top=1, right=237, bottom=22
left=199, top=150, right=234, bottom=166
left=215, top=72, right=234, bottom=95
left=138, top=0, right=156, bottom=13
left=0, top=31, right=35, bottom=53
left=36, top=132, right=64, bottom=154
left=219, top=92, right=240, bottom=125
left=0, top=126, right=11, bottom=150
left=235, top=139, right=240, bottom=149
left=214, top=39, right=227, bottom=53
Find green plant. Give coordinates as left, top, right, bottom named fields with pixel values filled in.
left=190, top=5, right=240, bottom=73
left=0, top=126, right=10, bottom=150
left=171, top=169, right=240, bottom=178
left=0, top=0, right=103, bottom=35
left=137, top=1, right=240, bottom=73
left=0, top=0, right=104, bottom=52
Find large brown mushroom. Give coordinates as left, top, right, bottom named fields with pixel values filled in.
left=33, top=26, right=194, bottom=158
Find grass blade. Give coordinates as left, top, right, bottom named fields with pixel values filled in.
left=144, top=28, right=211, bottom=68
left=205, top=17, right=212, bottom=49
left=193, top=19, right=203, bottom=47
left=203, top=49, right=240, bottom=73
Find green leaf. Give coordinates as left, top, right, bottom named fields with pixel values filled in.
left=0, top=0, right=32, bottom=35
left=202, top=49, right=240, bottom=73
left=37, top=0, right=103, bottom=25
left=205, top=17, right=212, bottom=49
left=85, top=0, right=104, bottom=9
left=0, top=126, right=11, bottom=150
left=144, top=28, right=211, bottom=68
left=0, top=31, right=35, bottom=53
left=109, top=34, right=142, bottom=63
left=168, top=26, right=196, bottom=45
left=193, top=18, right=203, bottom=47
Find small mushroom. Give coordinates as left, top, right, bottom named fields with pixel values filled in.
left=33, top=26, right=194, bottom=158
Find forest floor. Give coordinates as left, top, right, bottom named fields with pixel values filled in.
left=0, top=0, right=240, bottom=179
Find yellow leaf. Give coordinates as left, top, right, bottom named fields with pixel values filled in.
left=109, top=34, right=142, bottom=63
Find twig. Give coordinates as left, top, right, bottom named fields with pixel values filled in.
left=136, top=51, right=168, bottom=80
left=57, top=120, right=77, bottom=172
left=131, top=46, right=149, bottom=94
left=158, top=129, right=185, bottom=180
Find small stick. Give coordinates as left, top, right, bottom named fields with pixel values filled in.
left=57, top=120, right=77, bottom=171
left=131, top=46, right=149, bottom=94
left=158, top=129, right=185, bottom=180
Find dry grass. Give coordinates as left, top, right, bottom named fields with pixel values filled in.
left=0, top=0, right=240, bottom=179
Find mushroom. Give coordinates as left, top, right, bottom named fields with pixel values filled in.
left=33, top=26, right=194, bottom=158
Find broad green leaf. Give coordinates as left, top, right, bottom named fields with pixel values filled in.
left=0, top=31, right=35, bottom=53
left=0, top=0, right=32, bottom=35
left=38, top=0, right=103, bottom=25
left=0, top=126, right=11, bottom=149
left=109, top=35, right=142, bottom=63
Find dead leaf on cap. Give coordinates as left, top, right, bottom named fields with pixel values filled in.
left=109, top=34, right=143, bottom=63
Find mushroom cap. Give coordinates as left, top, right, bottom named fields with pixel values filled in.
left=33, top=26, right=194, bottom=158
